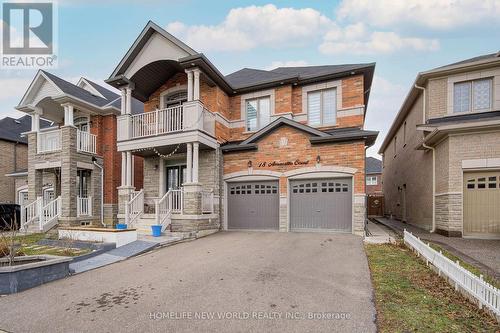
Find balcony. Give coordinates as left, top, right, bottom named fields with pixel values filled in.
left=116, top=100, right=217, bottom=151
left=37, top=129, right=61, bottom=154
left=77, top=130, right=97, bottom=154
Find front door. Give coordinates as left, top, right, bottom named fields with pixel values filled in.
left=166, top=165, right=187, bottom=190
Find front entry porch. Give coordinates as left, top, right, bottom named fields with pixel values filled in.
left=118, top=142, right=221, bottom=236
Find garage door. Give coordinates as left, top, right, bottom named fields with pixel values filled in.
left=290, top=178, right=352, bottom=232
left=228, top=181, right=279, bottom=230
left=463, top=171, right=500, bottom=236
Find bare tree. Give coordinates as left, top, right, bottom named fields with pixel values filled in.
left=0, top=213, right=20, bottom=266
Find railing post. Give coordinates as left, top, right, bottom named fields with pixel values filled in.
left=155, top=199, right=160, bottom=225
left=37, top=197, right=43, bottom=231
left=156, top=109, right=159, bottom=135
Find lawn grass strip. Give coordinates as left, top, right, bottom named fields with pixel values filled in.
left=366, top=243, right=500, bottom=332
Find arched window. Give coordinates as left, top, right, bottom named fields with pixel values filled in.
left=162, top=90, right=187, bottom=108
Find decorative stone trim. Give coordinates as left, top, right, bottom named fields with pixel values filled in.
left=284, top=165, right=357, bottom=178
left=223, top=170, right=281, bottom=180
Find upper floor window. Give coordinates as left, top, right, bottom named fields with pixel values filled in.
left=366, top=176, right=378, bottom=186
left=307, top=88, right=336, bottom=126
left=246, top=96, right=270, bottom=131
left=453, top=78, right=492, bottom=113
left=163, top=91, right=187, bottom=108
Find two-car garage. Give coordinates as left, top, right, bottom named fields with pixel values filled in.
left=227, top=178, right=353, bottom=232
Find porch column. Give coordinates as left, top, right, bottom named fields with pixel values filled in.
left=192, top=142, right=199, bottom=183
left=121, top=152, right=126, bottom=186
left=126, top=151, right=132, bottom=186
left=186, top=70, right=194, bottom=102
left=120, top=88, right=127, bottom=115
left=126, top=87, right=132, bottom=114
left=31, top=112, right=40, bottom=132
left=158, top=158, right=166, bottom=196
left=63, top=104, right=74, bottom=126
left=186, top=143, right=193, bottom=183
left=193, top=69, right=201, bottom=101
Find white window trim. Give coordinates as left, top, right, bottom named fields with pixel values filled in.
left=240, top=89, right=275, bottom=133
left=366, top=176, right=378, bottom=186
left=447, top=70, right=498, bottom=116
left=301, top=80, right=342, bottom=127
left=160, top=84, right=188, bottom=109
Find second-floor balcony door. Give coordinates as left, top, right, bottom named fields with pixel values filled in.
left=166, top=165, right=187, bottom=191
left=75, top=116, right=89, bottom=132
left=163, top=91, right=187, bottom=108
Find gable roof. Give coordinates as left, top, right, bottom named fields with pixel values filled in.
left=17, top=70, right=143, bottom=114
left=41, top=71, right=112, bottom=107
left=366, top=157, right=382, bottom=174
left=108, top=21, right=197, bottom=80
left=222, top=117, right=378, bottom=152
left=0, top=115, right=51, bottom=144
left=241, top=117, right=329, bottom=145
left=378, top=51, right=500, bottom=154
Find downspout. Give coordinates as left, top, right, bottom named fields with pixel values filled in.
left=415, top=83, right=436, bottom=232
left=422, top=142, right=436, bottom=233
left=92, top=157, right=105, bottom=227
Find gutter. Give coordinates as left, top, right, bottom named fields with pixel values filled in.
left=92, top=157, right=105, bottom=227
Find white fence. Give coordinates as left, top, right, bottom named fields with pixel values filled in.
left=37, top=129, right=61, bottom=153
left=77, top=130, right=97, bottom=154
left=404, top=230, right=500, bottom=318
left=77, top=196, right=92, bottom=216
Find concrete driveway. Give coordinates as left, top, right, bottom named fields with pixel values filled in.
left=0, top=231, right=376, bottom=333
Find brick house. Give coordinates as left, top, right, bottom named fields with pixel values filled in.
left=365, top=157, right=382, bottom=195
left=15, top=71, right=143, bottom=231
left=0, top=115, right=51, bottom=204
left=380, top=52, right=500, bottom=238
left=106, top=21, right=377, bottom=235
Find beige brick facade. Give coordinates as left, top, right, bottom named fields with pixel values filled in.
left=382, top=61, right=500, bottom=237
left=0, top=140, right=27, bottom=203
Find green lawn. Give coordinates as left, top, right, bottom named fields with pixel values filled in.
left=366, top=243, right=500, bottom=333
left=6, top=233, right=91, bottom=257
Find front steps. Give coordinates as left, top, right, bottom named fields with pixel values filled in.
left=132, top=214, right=164, bottom=234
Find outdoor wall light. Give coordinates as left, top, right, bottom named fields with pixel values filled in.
left=247, top=160, right=252, bottom=168
left=316, top=155, right=321, bottom=163
left=154, top=164, right=158, bottom=171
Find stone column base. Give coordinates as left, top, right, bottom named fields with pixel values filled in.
left=170, top=213, right=219, bottom=233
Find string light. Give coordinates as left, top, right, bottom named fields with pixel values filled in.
left=132, top=143, right=181, bottom=159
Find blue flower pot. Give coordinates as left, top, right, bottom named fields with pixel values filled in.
left=116, top=223, right=127, bottom=230
left=151, top=225, right=162, bottom=237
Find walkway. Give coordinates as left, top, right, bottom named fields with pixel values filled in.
left=374, top=217, right=500, bottom=279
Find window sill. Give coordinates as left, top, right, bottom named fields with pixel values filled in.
left=448, top=108, right=494, bottom=117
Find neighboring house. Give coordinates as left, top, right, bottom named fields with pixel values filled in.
left=15, top=72, right=143, bottom=231
left=0, top=115, right=51, bottom=205
left=366, top=157, right=382, bottom=195
left=106, top=21, right=378, bottom=235
left=380, top=52, right=500, bottom=238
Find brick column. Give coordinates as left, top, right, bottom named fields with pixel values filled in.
left=60, top=126, right=78, bottom=224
